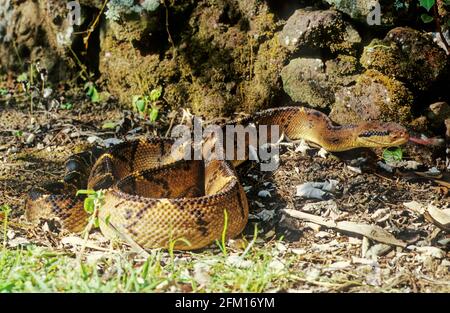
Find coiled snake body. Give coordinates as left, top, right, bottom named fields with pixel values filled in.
left=25, top=107, right=409, bottom=250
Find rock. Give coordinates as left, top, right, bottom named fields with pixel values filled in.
left=279, top=9, right=360, bottom=53
left=39, top=1, right=88, bottom=56
left=0, top=0, right=13, bottom=43
left=325, top=54, right=361, bottom=86
left=323, top=0, right=405, bottom=25
left=281, top=58, right=334, bottom=108
left=239, top=36, right=289, bottom=113
left=330, top=70, right=413, bottom=125
left=415, top=246, right=446, bottom=259
left=99, top=0, right=285, bottom=117
left=360, top=27, right=448, bottom=91
left=1, top=1, right=41, bottom=71
left=281, top=54, right=362, bottom=109
left=409, top=116, right=429, bottom=132
left=427, top=102, right=450, bottom=129
left=0, top=1, right=70, bottom=81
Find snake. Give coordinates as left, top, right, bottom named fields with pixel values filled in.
left=25, top=106, right=410, bottom=250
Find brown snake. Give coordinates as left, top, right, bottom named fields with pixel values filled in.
left=25, top=106, right=409, bottom=250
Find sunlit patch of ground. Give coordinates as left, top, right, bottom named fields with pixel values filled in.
left=0, top=105, right=449, bottom=292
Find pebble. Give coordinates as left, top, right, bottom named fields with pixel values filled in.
left=324, top=261, right=351, bottom=271
left=347, top=166, right=362, bottom=174
left=87, top=136, right=101, bottom=144
left=377, top=161, right=393, bottom=172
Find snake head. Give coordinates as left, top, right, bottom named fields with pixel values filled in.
left=355, top=122, right=409, bottom=148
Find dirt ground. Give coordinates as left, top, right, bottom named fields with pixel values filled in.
left=0, top=103, right=449, bottom=292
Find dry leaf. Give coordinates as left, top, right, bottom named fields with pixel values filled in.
left=404, top=202, right=450, bottom=232
left=424, top=204, right=450, bottom=232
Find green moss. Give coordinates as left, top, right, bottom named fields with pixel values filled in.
left=330, top=70, right=413, bottom=125
left=358, top=70, right=413, bottom=123
left=360, top=39, right=405, bottom=81
left=360, top=28, right=449, bottom=92
left=240, top=37, right=288, bottom=112
left=100, top=0, right=287, bottom=118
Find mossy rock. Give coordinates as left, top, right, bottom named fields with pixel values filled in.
left=99, top=0, right=285, bottom=118
left=279, top=9, right=361, bottom=54
left=330, top=70, right=413, bottom=125
left=360, top=27, right=449, bottom=92
left=281, top=58, right=334, bottom=108
left=323, top=0, right=405, bottom=25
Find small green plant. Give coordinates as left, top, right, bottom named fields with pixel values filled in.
left=168, top=237, right=191, bottom=271
left=75, top=189, right=106, bottom=266
left=13, top=130, right=23, bottom=138
left=132, top=86, right=162, bottom=122
left=76, top=189, right=105, bottom=229
left=0, top=88, right=8, bottom=96
left=16, top=73, right=28, bottom=83
left=216, top=209, right=229, bottom=256
left=419, top=0, right=450, bottom=27
left=420, top=0, right=436, bottom=12
left=60, top=102, right=73, bottom=110
left=102, top=121, right=118, bottom=129
left=383, top=147, right=404, bottom=163
left=84, top=82, right=101, bottom=103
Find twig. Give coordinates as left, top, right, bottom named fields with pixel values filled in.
left=283, top=209, right=407, bottom=247
left=434, top=1, right=450, bottom=54
left=73, top=0, right=109, bottom=50
left=163, top=0, right=176, bottom=58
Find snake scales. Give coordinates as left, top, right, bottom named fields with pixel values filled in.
left=25, top=106, right=409, bottom=250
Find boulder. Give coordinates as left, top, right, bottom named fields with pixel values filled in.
left=360, top=27, right=448, bottom=91
left=330, top=70, right=413, bottom=125
left=281, top=57, right=334, bottom=108
left=325, top=54, right=361, bottom=86
left=279, top=9, right=360, bottom=54
left=281, top=54, right=362, bottom=108
left=99, top=0, right=285, bottom=116
left=323, top=0, right=404, bottom=25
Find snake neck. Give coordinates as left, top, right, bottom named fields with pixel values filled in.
left=199, top=106, right=362, bottom=164
left=248, top=106, right=359, bottom=152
